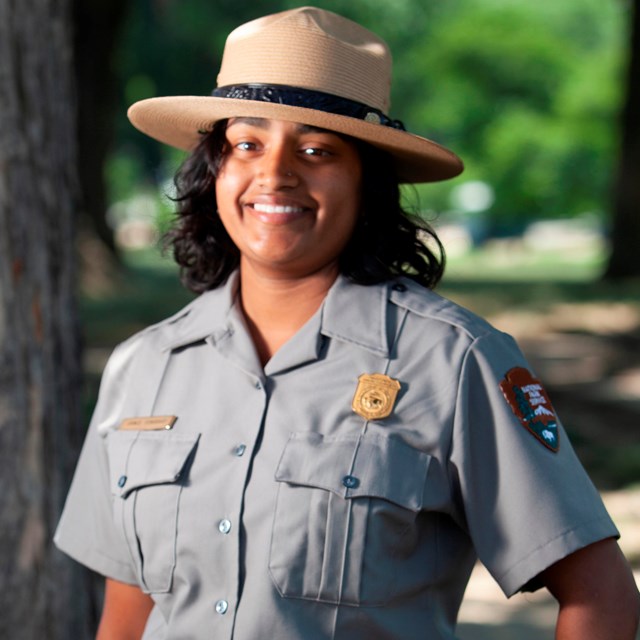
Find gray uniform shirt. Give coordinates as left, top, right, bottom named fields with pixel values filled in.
left=55, top=273, right=617, bottom=639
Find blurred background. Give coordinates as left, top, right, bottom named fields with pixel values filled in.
left=1, top=0, right=638, bottom=637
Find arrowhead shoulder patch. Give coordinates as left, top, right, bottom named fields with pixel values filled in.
left=499, top=367, right=559, bottom=452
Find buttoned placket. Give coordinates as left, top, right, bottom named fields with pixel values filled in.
left=220, top=377, right=267, bottom=637
left=151, top=282, right=271, bottom=639
left=206, top=333, right=268, bottom=638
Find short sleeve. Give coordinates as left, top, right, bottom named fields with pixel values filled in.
left=449, top=331, right=618, bottom=597
left=54, top=341, right=139, bottom=584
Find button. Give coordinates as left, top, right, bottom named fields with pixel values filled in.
left=342, top=475, right=359, bottom=489
left=218, top=519, right=231, bottom=534
left=117, top=475, right=127, bottom=488
left=235, top=444, right=246, bottom=457
left=392, top=282, right=407, bottom=292
left=215, top=599, right=228, bottom=615
left=255, top=381, right=262, bottom=390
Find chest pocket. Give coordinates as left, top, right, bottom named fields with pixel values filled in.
left=269, top=431, right=431, bottom=606
left=107, top=430, right=200, bottom=593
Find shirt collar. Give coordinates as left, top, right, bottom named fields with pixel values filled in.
left=160, top=272, right=240, bottom=351
left=321, top=275, right=390, bottom=357
left=161, top=272, right=391, bottom=358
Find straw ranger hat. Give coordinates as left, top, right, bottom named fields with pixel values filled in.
left=127, top=6, right=463, bottom=183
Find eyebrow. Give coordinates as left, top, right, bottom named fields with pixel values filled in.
left=227, top=117, right=334, bottom=136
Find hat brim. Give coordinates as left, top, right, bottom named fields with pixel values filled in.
left=127, top=96, right=463, bottom=183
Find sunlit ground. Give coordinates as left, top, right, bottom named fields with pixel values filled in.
left=444, top=240, right=605, bottom=282
left=458, top=488, right=640, bottom=639
left=439, top=213, right=604, bottom=274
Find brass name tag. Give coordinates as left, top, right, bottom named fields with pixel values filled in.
left=352, top=374, right=400, bottom=421
left=118, top=415, right=178, bottom=431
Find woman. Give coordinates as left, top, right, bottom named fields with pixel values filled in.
left=55, top=7, right=639, bottom=639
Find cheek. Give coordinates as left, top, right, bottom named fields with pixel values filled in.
left=215, top=170, right=243, bottom=220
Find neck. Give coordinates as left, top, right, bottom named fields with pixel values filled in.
left=237, top=261, right=339, bottom=366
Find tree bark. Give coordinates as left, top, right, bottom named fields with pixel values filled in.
left=0, top=0, right=93, bottom=637
left=605, top=0, right=640, bottom=279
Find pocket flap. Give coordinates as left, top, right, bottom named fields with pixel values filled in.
left=107, top=430, right=200, bottom=497
left=275, top=432, right=430, bottom=511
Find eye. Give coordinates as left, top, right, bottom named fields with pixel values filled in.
left=301, top=147, right=331, bottom=157
left=235, top=141, right=257, bottom=152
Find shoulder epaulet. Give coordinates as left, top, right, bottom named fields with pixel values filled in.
left=388, top=278, right=498, bottom=341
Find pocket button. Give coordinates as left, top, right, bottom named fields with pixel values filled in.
left=218, top=519, right=232, bottom=534
left=342, top=475, right=360, bottom=489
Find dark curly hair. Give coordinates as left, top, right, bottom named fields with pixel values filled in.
left=165, top=120, right=445, bottom=293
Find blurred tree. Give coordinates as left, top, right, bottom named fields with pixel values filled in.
left=74, top=0, right=128, bottom=257
left=0, top=0, right=93, bottom=638
left=605, top=0, right=640, bottom=279
left=403, top=0, right=623, bottom=229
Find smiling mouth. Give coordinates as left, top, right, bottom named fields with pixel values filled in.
left=251, top=203, right=307, bottom=214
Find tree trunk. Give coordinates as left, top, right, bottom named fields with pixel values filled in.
left=0, top=1, right=94, bottom=637
left=605, top=0, right=640, bottom=279
left=73, top=0, right=128, bottom=258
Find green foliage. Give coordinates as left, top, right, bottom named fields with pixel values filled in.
left=398, top=0, right=624, bottom=225
left=108, top=0, right=626, bottom=232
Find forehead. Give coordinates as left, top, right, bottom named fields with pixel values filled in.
left=226, top=117, right=340, bottom=137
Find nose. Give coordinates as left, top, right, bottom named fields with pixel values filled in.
left=257, top=143, right=298, bottom=189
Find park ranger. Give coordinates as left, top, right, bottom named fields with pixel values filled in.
left=55, top=7, right=639, bottom=639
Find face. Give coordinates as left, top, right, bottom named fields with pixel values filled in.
left=215, top=117, right=362, bottom=280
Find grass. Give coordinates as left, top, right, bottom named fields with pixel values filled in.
left=443, top=240, right=607, bottom=280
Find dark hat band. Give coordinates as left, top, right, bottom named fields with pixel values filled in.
left=212, top=83, right=406, bottom=131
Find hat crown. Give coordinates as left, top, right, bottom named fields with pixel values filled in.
left=217, top=7, right=392, bottom=113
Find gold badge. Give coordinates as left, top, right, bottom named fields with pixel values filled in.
left=118, top=415, right=178, bottom=431
left=352, top=374, right=400, bottom=421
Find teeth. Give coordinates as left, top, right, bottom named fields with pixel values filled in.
left=253, top=203, right=304, bottom=214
